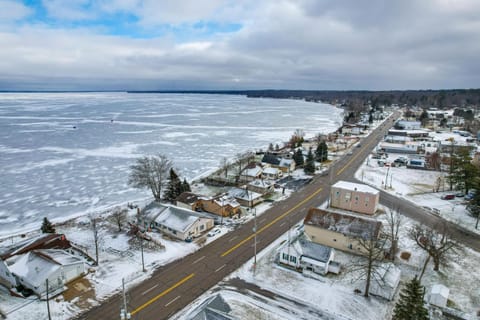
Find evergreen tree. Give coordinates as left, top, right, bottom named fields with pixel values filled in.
left=419, top=110, right=429, bottom=127
left=315, top=140, right=328, bottom=162
left=304, top=148, right=315, bottom=174
left=164, top=168, right=182, bottom=202
left=293, top=149, right=304, bottom=166
left=392, top=276, right=429, bottom=320
left=41, top=217, right=56, bottom=233
left=181, top=178, right=191, bottom=193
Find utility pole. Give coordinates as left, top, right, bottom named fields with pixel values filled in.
left=140, top=235, right=145, bottom=272
left=46, top=279, right=52, bottom=320
left=253, top=207, right=257, bottom=271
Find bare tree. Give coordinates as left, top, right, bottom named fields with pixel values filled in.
left=350, top=235, right=387, bottom=298
left=385, top=208, right=402, bottom=261
left=409, top=223, right=456, bottom=274
left=111, top=207, right=127, bottom=232
left=89, top=214, right=103, bottom=266
left=234, top=151, right=255, bottom=181
left=128, top=154, right=173, bottom=201
left=219, top=157, right=230, bottom=178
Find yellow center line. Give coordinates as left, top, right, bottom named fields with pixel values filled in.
left=336, top=136, right=377, bottom=176
left=131, top=273, right=195, bottom=315
left=221, top=186, right=323, bottom=257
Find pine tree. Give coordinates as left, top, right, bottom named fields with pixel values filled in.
left=315, top=140, right=328, bottom=162
left=41, top=217, right=56, bottom=233
left=181, top=178, right=191, bottom=193
left=293, top=149, right=304, bottom=166
left=392, top=276, right=429, bottom=320
left=164, top=168, right=182, bottom=202
left=304, top=148, right=315, bottom=174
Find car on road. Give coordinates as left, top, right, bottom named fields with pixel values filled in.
left=441, top=194, right=455, bottom=200
left=207, top=228, right=221, bottom=237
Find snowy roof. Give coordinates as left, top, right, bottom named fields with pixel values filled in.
left=332, top=181, right=379, bottom=195
left=296, top=235, right=332, bottom=263
left=228, top=188, right=262, bottom=201
left=143, top=203, right=212, bottom=233
left=213, top=195, right=240, bottom=208
left=188, top=294, right=234, bottom=320
left=279, top=158, right=294, bottom=167
left=304, top=208, right=382, bottom=240
left=431, top=284, right=449, bottom=298
left=261, top=153, right=280, bottom=165
left=243, top=166, right=262, bottom=177
left=248, top=179, right=273, bottom=188
left=263, top=167, right=280, bottom=174
left=9, top=249, right=84, bottom=288
left=176, top=192, right=203, bottom=205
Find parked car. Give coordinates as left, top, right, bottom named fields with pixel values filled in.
left=207, top=228, right=221, bottom=237
left=441, top=194, right=455, bottom=200
left=455, top=192, right=465, bottom=198
left=394, top=157, right=408, bottom=165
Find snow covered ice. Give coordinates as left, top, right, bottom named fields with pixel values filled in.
left=0, top=92, right=343, bottom=236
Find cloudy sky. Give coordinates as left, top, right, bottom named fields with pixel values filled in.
left=1, top=0, right=479, bottom=91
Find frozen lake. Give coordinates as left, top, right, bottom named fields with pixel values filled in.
left=0, top=92, right=343, bottom=236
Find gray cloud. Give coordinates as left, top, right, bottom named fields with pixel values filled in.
left=0, top=0, right=479, bottom=90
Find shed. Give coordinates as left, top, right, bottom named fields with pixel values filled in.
left=428, top=284, right=449, bottom=308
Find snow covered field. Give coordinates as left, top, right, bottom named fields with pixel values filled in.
left=0, top=92, right=343, bottom=236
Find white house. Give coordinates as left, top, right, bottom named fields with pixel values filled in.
left=9, top=249, right=86, bottom=298
left=262, top=167, right=282, bottom=180
left=141, top=203, right=214, bottom=241
left=428, top=284, right=450, bottom=308
left=277, top=234, right=339, bottom=276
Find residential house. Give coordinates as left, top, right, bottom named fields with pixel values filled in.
left=247, top=179, right=274, bottom=195
left=304, top=208, right=383, bottom=256
left=261, top=153, right=295, bottom=173
left=262, top=167, right=282, bottom=180
left=9, top=249, right=86, bottom=298
left=241, top=164, right=263, bottom=182
left=141, top=203, right=214, bottom=241
left=176, top=192, right=202, bottom=211
left=198, top=195, right=241, bottom=217
left=330, top=181, right=379, bottom=215
left=228, top=188, right=263, bottom=207
left=277, top=234, right=340, bottom=276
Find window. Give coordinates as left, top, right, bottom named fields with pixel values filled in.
left=348, top=244, right=353, bottom=249
left=290, top=256, right=297, bottom=263
left=200, top=225, right=205, bottom=231
left=345, top=192, right=351, bottom=202
left=333, top=239, right=337, bottom=242
left=335, top=191, right=340, bottom=198
left=282, top=253, right=288, bottom=260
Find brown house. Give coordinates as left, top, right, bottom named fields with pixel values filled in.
left=199, top=195, right=241, bottom=217
left=330, top=181, right=379, bottom=215
left=176, top=192, right=202, bottom=211
left=304, top=208, right=382, bottom=256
